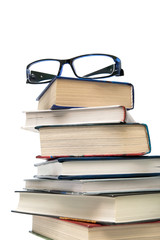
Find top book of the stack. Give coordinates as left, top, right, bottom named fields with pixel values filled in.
left=36, top=76, right=134, bottom=110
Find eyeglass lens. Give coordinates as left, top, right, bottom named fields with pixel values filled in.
left=29, top=60, right=60, bottom=83
left=73, top=55, right=115, bottom=78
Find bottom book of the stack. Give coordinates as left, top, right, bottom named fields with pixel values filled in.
left=30, top=215, right=160, bottom=240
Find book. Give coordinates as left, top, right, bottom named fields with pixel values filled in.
left=13, top=191, right=160, bottom=223
left=35, top=123, right=151, bottom=157
left=33, top=155, right=160, bottom=180
left=23, top=105, right=135, bottom=132
left=31, top=215, right=160, bottom=240
left=25, top=176, right=160, bottom=194
left=36, top=76, right=134, bottom=110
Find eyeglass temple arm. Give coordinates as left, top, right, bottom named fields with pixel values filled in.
left=28, top=65, right=124, bottom=82
left=83, top=64, right=124, bottom=78
left=29, top=70, right=56, bottom=82
left=83, top=64, right=115, bottom=78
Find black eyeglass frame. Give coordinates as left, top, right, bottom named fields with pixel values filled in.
left=26, top=53, right=124, bottom=84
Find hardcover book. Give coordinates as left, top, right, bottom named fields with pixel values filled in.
left=36, top=76, right=134, bottom=110
left=13, top=191, right=160, bottom=224
left=31, top=215, right=160, bottom=240
left=36, top=123, right=151, bottom=157
left=25, top=176, right=160, bottom=194
left=23, top=105, right=135, bottom=132
left=34, top=155, right=160, bottom=180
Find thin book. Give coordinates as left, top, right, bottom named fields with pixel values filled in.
left=23, top=105, right=134, bottom=132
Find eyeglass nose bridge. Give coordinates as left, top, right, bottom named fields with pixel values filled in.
left=58, top=59, right=76, bottom=77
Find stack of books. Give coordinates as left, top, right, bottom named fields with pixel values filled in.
left=13, top=76, right=160, bottom=240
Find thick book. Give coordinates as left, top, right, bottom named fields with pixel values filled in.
left=25, top=176, right=160, bottom=194
left=36, top=76, right=134, bottom=110
left=35, top=123, right=151, bottom=156
left=31, top=215, right=160, bottom=240
left=23, top=106, right=135, bottom=132
left=13, top=191, right=160, bottom=223
left=34, top=155, right=160, bottom=180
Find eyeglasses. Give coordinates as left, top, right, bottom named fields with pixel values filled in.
left=26, top=54, right=124, bottom=84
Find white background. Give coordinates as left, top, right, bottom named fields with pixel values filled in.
left=1, top=0, right=160, bottom=239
